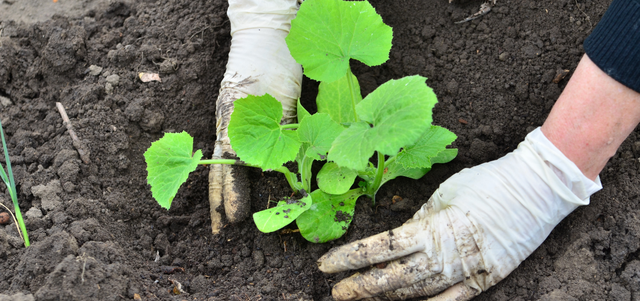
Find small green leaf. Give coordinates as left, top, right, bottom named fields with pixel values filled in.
left=431, top=148, right=458, bottom=165
left=297, top=99, right=311, bottom=123
left=382, top=161, right=430, bottom=184
left=253, top=195, right=312, bottom=233
left=286, top=0, right=393, bottom=82
left=357, top=75, right=437, bottom=156
left=395, top=126, right=457, bottom=168
left=317, top=162, right=358, bottom=195
left=298, top=113, right=344, bottom=161
left=228, top=94, right=302, bottom=170
left=144, top=132, right=203, bottom=209
left=317, top=72, right=362, bottom=124
left=327, top=121, right=375, bottom=171
left=297, top=189, right=362, bottom=243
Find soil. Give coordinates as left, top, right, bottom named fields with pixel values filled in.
left=1, top=0, right=639, bottom=300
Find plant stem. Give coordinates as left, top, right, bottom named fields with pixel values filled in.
left=281, top=124, right=299, bottom=130
left=199, top=159, right=249, bottom=166
left=199, top=158, right=304, bottom=195
left=299, top=156, right=314, bottom=192
left=367, top=151, right=385, bottom=200
left=274, top=166, right=304, bottom=192
left=346, top=67, right=359, bottom=122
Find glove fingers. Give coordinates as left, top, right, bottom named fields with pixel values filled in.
left=331, top=252, right=435, bottom=301
left=357, top=274, right=460, bottom=301
left=209, top=164, right=224, bottom=234
left=424, top=282, right=480, bottom=301
left=222, top=163, right=251, bottom=223
left=318, top=221, right=425, bottom=273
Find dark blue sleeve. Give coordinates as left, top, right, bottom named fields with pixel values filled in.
left=583, top=0, right=640, bottom=93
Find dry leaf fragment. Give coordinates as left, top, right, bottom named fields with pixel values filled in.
left=553, top=69, right=570, bottom=83
left=138, top=72, right=162, bottom=83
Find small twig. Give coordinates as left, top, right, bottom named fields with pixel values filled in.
left=81, top=253, right=87, bottom=283
left=0, top=202, right=23, bottom=243
left=76, top=252, right=94, bottom=283
left=56, top=102, right=91, bottom=164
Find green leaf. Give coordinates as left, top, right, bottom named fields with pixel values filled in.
left=327, top=121, right=374, bottom=171
left=228, top=94, right=302, bottom=170
left=395, top=126, right=457, bottom=168
left=286, top=0, right=393, bottom=82
left=298, top=113, right=344, bottom=161
left=297, top=189, right=362, bottom=243
left=253, top=194, right=312, bottom=233
left=431, top=148, right=458, bottom=165
left=144, top=132, right=203, bottom=209
left=327, top=76, right=437, bottom=171
left=297, top=99, right=311, bottom=123
left=382, top=161, right=430, bottom=184
left=317, top=72, right=362, bottom=124
left=317, top=162, right=358, bottom=195
left=357, top=75, right=437, bottom=155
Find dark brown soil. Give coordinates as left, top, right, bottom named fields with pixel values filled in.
left=1, top=0, right=639, bottom=300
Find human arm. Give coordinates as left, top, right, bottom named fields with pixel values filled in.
left=209, top=0, right=302, bottom=232
left=542, top=54, right=640, bottom=181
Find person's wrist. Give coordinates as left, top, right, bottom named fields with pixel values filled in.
left=527, top=127, right=602, bottom=201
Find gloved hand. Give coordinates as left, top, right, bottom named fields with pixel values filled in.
left=209, top=0, right=302, bottom=233
left=317, top=127, right=602, bottom=300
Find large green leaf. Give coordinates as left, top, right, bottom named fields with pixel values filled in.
left=286, top=0, right=393, bottom=82
left=327, top=121, right=374, bottom=171
left=297, top=189, right=362, bottom=243
left=395, top=126, right=457, bottom=168
left=144, top=132, right=203, bottom=209
left=253, top=194, right=312, bottom=233
left=317, top=72, right=362, bottom=124
left=357, top=75, right=437, bottom=155
left=298, top=113, right=344, bottom=161
left=327, top=76, right=437, bottom=171
left=317, top=162, right=358, bottom=195
left=228, top=94, right=302, bottom=170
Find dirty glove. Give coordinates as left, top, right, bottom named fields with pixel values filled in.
left=318, top=128, right=602, bottom=300
left=210, top=0, right=302, bottom=233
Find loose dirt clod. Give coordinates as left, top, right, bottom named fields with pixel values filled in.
left=0, top=211, right=10, bottom=225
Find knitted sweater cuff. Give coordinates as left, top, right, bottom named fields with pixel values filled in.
left=584, top=0, right=640, bottom=93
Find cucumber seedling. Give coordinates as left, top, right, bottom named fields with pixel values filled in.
left=144, top=0, right=457, bottom=243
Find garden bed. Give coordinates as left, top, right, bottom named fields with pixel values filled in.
left=1, top=0, right=638, bottom=300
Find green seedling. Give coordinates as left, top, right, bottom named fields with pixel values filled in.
left=144, top=0, right=457, bottom=243
left=0, top=119, right=29, bottom=247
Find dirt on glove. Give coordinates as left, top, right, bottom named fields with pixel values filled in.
left=1, top=0, right=639, bottom=300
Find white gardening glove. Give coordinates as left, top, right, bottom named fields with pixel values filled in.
left=210, top=0, right=302, bottom=233
left=318, top=127, right=602, bottom=300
